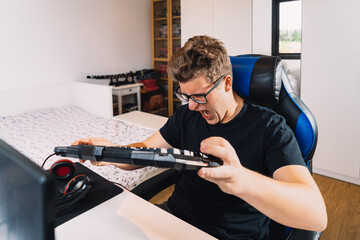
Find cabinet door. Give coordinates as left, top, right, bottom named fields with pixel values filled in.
left=181, top=0, right=252, bottom=55
left=169, top=0, right=182, bottom=115
left=153, top=0, right=168, bottom=60
left=151, top=0, right=182, bottom=117
left=152, top=0, right=169, bottom=117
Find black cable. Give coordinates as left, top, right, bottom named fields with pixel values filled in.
left=41, top=153, right=56, bottom=168
left=98, top=179, right=130, bottom=192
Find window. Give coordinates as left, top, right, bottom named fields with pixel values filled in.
left=272, top=0, right=302, bottom=59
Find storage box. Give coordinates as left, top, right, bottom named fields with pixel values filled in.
left=141, top=89, right=164, bottom=112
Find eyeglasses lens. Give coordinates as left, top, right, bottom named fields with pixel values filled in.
left=176, top=93, right=207, bottom=104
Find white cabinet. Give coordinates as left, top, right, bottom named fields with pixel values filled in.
left=72, top=81, right=143, bottom=119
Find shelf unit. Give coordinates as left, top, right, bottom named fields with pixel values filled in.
left=151, top=0, right=181, bottom=117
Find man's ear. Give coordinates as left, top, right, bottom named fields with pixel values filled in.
left=224, top=75, right=232, bottom=92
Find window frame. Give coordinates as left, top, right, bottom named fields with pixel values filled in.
left=272, top=0, right=301, bottom=59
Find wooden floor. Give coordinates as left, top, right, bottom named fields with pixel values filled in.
left=313, top=174, right=360, bottom=240
left=149, top=185, right=174, bottom=204
left=149, top=174, right=360, bottom=239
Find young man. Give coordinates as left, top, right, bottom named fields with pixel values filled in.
left=74, top=36, right=327, bottom=239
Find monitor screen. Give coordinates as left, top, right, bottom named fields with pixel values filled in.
left=0, top=138, right=55, bottom=240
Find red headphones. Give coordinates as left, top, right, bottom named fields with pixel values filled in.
left=49, top=159, right=76, bottom=180
left=45, top=159, right=92, bottom=215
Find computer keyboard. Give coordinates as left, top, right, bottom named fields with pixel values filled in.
left=54, top=145, right=223, bottom=170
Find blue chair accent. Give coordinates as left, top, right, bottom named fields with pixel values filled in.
left=230, top=56, right=259, bottom=98
left=296, top=112, right=315, bottom=160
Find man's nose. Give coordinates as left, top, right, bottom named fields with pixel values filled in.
left=188, top=98, right=199, bottom=111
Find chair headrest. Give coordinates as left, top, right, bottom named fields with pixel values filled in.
left=230, top=55, right=282, bottom=108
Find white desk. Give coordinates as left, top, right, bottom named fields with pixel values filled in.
left=55, top=189, right=215, bottom=240
left=112, top=83, right=143, bottom=115
left=114, top=110, right=168, bottom=131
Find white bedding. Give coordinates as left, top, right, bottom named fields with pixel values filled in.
left=0, top=106, right=157, bottom=189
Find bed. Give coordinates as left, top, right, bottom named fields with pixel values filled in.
left=0, top=105, right=164, bottom=190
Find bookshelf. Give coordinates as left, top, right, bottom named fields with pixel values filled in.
left=151, top=0, right=181, bottom=117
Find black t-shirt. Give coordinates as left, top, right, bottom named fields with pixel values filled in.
left=159, top=101, right=305, bottom=240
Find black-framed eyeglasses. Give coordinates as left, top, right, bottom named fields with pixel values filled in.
left=174, top=74, right=226, bottom=104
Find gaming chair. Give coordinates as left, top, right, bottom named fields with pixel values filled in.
left=132, top=55, right=321, bottom=240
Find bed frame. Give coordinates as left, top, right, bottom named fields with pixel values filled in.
left=0, top=81, right=113, bottom=118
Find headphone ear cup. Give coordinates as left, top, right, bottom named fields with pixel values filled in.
left=50, top=159, right=76, bottom=180
left=62, top=174, right=91, bottom=195
left=55, top=175, right=92, bottom=215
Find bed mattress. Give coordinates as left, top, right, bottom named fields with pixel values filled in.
left=0, top=105, right=158, bottom=189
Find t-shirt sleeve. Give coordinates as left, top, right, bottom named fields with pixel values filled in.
left=264, top=115, right=306, bottom=176
left=159, top=106, right=185, bottom=148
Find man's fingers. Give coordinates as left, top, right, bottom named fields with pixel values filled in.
left=198, top=166, right=232, bottom=180
left=78, top=140, right=89, bottom=145
left=200, top=142, right=235, bottom=165
left=201, top=136, right=228, bottom=147
left=200, top=143, right=227, bottom=160
left=200, top=137, right=227, bottom=156
left=72, top=138, right=90, bottom=145
left=72, top=137, right=115, bottom=147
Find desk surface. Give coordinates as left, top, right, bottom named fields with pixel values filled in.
left=114, top=110, right=168, bottom=131
left=55, top=188, right=215, bottom=240
left=112, top=82, right=143, bottom=90
left=79, top=80, right=143, bottom=89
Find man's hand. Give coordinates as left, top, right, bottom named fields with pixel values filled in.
left=72, top=137, right=116, bottom=167
left=197, top=137, right=327, bottom=232
left=72, top=137, right=116, bottom=147
left=197, top=137, right=246, bottom=196
left=71, top=137, right=144, bottom=170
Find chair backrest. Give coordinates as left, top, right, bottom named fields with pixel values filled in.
left=230, top=55, right=318, bottom=172
left=230, top=55, right=319, bottom=239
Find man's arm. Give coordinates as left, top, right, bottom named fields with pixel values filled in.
left=72, top=130, right=172, bottom=170
left=197, top=137, right=327, bottom=232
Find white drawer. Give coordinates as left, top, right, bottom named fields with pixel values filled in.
left=119, top=87, right=137, bottom=96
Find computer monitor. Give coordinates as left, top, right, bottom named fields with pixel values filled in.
left=0, top=138, right=55, bottom=240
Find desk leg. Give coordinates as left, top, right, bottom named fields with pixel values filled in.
left=137, top=89, right=141, bottom=111
left=117, top=93, right=122, bottom=115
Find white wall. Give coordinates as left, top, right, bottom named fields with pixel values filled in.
left=0, top=0, right=151, bottom=113
left=301, top=0, right=360, bottom=184
left=252, top=0, right=271, bottom=55
left=181, top=0, right=252, bottom=56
